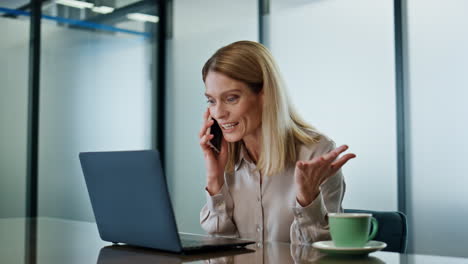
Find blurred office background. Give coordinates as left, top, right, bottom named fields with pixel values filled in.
left=1, top=0, right=467, bottom=259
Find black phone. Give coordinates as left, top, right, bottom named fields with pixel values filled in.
left=209, top=119, right=223, bottom=153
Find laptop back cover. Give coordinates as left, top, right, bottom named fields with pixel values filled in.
left=79, top=150, right=182, bottom=252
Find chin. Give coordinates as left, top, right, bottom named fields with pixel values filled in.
left=223, top=134, right=242, bottom=143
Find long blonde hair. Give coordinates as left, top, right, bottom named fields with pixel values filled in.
left=202, top=41, right=320, bottom=176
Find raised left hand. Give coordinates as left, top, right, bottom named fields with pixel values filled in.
left=295, top=145, right=356, bottom=207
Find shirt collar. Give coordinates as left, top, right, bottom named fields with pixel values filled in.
left=234, top=142, right=253, bottom=171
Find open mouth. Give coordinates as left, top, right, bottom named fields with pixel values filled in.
left=221, top=122, right=239, bottom=130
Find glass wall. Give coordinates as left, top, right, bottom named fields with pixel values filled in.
left=165, top=0, right=258, bottom=234
left=0, top=4, right=30, bottom=218
left=268, top=0, right=398, bottom=211
left=0, top=5, right=31, bottom=263
left=37, top=0, right=158, bottom=221
left=406, top=0, right=468, bottom=257
left=3, top=0, right=468, bottom=259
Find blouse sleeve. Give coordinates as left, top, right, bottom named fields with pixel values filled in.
left=289, top=139, right=346, bottom=244
left=200, top=179, right=239, bottom=238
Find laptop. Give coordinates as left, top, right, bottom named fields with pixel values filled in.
left=79, top=150, right=255, bottom=253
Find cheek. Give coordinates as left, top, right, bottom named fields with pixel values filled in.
left=245, top=107, right=262, bottom=128
left=234, top=100, right=261, bottom=129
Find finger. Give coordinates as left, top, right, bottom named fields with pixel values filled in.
left=198, top=119, right=213, bottom=138
left=296, top=161, right=306, bottom=170
left=203, top=108, right=210, bottom=121
left=200, top=108, right=210, bottom=137
left=198, top=125, right=205, bottom=139
left=201, top=142, right=216, bottom=160
left=320, top=145, right=349, bottom=166
left=321, top=148, right=341, bottom=162
left=305, top=156, right=324, bottom=167
left=198, top=119, right=214, bottom=138
left=199, top=134, right=214, bottom=149
left=330, top=153, right=356, bottom=171
left=332, top=145, right=349, bottom=156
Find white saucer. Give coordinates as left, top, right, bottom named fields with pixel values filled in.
left=312, top=240, right=387, bottom=256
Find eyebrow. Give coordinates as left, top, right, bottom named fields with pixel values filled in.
left=204, top=89, right=242, bottom=98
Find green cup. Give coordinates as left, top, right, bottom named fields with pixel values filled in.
left=328, top=213, right=378, bottom=248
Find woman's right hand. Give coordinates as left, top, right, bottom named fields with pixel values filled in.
left=199, top=108, right=228, bottom=195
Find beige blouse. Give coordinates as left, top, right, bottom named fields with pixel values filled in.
left=199, top=133, right=346, bottom=244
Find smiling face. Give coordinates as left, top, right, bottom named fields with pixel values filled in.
left=204, top=71, right=263, bottom=143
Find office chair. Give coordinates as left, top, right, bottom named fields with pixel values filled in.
left=343, top=209, right=408, bottom=253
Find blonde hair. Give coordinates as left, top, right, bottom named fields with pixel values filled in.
left=202, top=41, right=320, bottom=176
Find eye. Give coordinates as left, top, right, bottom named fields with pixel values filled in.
left=206, top=98, right=215, bottom=105
left=226, top=95, right=239, bottom=103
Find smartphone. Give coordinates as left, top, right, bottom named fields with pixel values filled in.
left=209, top=119, right=223, bottom=153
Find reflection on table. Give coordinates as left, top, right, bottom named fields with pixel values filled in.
left=95, top=242, right=388, bottom=264
left=0, top=218, right=467, bottom=264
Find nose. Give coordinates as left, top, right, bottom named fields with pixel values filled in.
left=211, top=103, right=228, bottom=120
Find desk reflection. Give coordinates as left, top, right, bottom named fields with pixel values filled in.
left=96, top=243, right=386, bottom=264
left=96, top=245, right=255, bottom=264
left=4, top=218, right=468, bottom=264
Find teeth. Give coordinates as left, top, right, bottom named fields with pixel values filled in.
left=222, top=123, right=238, bottom=129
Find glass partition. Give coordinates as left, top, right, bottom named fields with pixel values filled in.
left=165, top=0, right=258, bottom=234
left=406, top=0, right=468, bottom=257
left=38, top=0, right=158, bottom=221
left=0, top=5, right=30, bottom=218
left=268, top=0, right=398, bottom=211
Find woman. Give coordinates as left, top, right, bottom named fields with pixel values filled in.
left=198, top=41, right=355, bottom=244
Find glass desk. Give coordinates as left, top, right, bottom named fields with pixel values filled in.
left=1, top=218, right=466, bottom=264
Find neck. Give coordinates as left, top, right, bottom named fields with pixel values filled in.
left=242, top=128, right=262, bottom=164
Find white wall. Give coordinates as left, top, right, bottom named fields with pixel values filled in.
left=0, top=17, right=29, bottom=218
left=406, top=0, right=468, bottom=257
left=269, top=0, right=398, bottom=211
left=165, top=0, right=258, bottom=234
left=38, top=22, right=154, bottom=221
